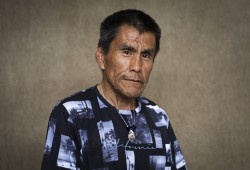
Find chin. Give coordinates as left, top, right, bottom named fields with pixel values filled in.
left=122, top=88, right=144, bottom=98
left=125, top=93, right=141, bottom=98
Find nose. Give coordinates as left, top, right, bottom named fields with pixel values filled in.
left=129, top=55, right=142, bottom=72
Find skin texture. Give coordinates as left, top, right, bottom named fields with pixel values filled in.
left=96, top=25, right=156, bottom=110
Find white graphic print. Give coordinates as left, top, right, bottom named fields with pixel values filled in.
left=44, top=118, right=56, bottom=155
left=138, top=97, right=150, bottom=104
left=174, top=140, right=186, bottom=169
left=97, top=97, right=108, bottom=109
left=165, top=144, right=173, bottom=163
left=149, top=155, right=166, bottom=170
left=146, top=105, right=169, bottom=128
left=68, top=117, right=74, bottom=124
left=57, top=135, right=79, bottom=170
left=125, top=150, right=135, bottom=170
left=63, top=100, right=94, bottom=120
left=97, top=121, right=118, bottom=163
left=129, top=111, right=153, bottom=144
left=78, top=129, right=88, bottom=151
left=153, top=130, right=163, bottom=148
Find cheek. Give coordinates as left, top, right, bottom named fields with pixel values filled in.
left=114, top=59, right=129, bottom=74
left=105, top=60, right=126, bottom=81
left=144, top=64, right=153, bottom=78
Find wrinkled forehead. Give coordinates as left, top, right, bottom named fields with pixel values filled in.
left=115, top=25, right=156, bottom=49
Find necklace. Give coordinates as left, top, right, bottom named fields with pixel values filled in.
left=97, top=84, right=137, bottom=142
left=117, top=109, right=137, bottom=142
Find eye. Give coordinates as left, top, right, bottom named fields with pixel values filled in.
left=141, top=53, right=152, bottom=60
left=122, top=50, right=132, bottom=56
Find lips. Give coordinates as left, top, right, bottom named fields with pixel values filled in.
left=124, top=78, right=143, bottom=84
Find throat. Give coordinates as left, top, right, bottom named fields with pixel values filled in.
left=97, top=83, right=137, bottom=110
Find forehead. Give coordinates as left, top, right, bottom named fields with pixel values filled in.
left=113, top=25, right=156, bottom=49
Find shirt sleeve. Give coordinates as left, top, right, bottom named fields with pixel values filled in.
left=168, top=122, right=188, bottom=170
left=41, top=105, right=83, bottom=170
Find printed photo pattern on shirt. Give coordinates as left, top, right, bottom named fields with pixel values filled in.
left=57, top=135, right=79, bottom=170
left=41, top=87, right=187, bottom=170
left=97, top=97, right=108, bottom=109
left=97, top=121, right=118, bottom=163
left=125, top=150, right=135, bottom=170
left=165, top=144, right=173, bottom=163
left=153, top=130, right=163, bottom=148
left=132, top=112, right=153, bottom=144
left=78, top=129, right=88, bottom=151
left=149, top=155, right=166, bottom=170
left=174, top=140, right=186, bottom=169
left=138, top=97, right=150, bottom=104
left=44, top=118, right=56, bottom=155
left=165, top=167, right=171, bottom=170
left=146, top=105, right=169, bottom=128
left=63, top=100, right=95, bottom=121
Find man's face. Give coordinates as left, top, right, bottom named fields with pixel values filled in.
left=97, top=25, right=156, bottom=98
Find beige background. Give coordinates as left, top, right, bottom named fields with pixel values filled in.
left=1, top=0, right=250, bottom=169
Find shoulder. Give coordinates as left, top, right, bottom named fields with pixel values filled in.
left=48, top=87, right=97, bottom=124
left=56, top=87, right=95, bottom=105
left=138, top=96, right=158, bottom=107
left=138, top=96, right=169, bottom=117
left=51, top=87, right=96, bottom=113
left=139, top=96, right=171, bottom=129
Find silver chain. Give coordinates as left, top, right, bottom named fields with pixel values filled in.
left=116, top=109, right=136, bottom=128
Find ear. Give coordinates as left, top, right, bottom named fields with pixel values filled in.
left=95, top=47, right=105, bottom=70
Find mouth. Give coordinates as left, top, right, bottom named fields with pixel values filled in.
left=124, top=78, right=143, bottom=84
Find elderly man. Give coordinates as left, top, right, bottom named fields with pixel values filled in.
left=41, top=9, right=187, bottom=170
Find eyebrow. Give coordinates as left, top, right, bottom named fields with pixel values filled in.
left=142, top=49, right=156, bottom=56
left=117, top=44, right=137, bottom=52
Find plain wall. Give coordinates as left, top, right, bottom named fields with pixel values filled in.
left=0, top=0, right=250, bottom=169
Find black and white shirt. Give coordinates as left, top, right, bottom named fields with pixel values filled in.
left=41, top=86, right=187, bottom=170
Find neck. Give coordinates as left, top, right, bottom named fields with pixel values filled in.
left=97, top=82, right=137, bottom=110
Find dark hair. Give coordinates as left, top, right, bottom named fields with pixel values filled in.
left=98, top=9, right=161, bottom=56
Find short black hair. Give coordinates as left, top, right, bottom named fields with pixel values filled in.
left=98, top=9, right=161, bottom=56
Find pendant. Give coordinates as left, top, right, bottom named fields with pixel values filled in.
left=128, top=129, right=135, bottom=142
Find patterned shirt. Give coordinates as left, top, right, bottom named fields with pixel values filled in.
left=41, top=86, right=187, bottom=170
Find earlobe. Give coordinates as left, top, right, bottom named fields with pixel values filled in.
left=95, top=47, right=105, bottom=70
